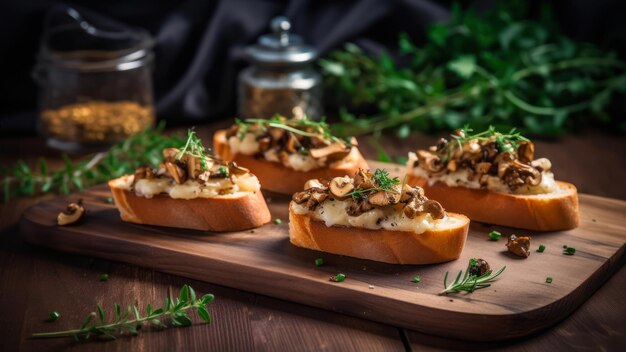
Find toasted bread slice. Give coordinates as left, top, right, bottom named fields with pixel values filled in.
left=407, top=174, right=579, bottom=231
left=213, top=130, right=369, bottom=195
left=289, top=202, right=470, bottom=265
left=108, top=176, right=271, bottom=231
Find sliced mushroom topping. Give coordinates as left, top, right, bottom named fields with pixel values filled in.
left=506, top=234, right=531, bottom=258
left=346, top=199, right=374, bottom=217
left=198, top=171, right=211, bottom=183
left=133, top=167, right=154, bottom=186
left=284, top=134, right=297, bottom=153
left=353, top=169, right=374, bottom=189
left=474, top=162, right=491, bottom=174
left=367, top=191, right=399, bottom=207
left=258, top=136, right=272, bottom=152
left=269, top=128, right=285, bottom=141
left=329, top=177, right=354, bottom=200
left=292, top=191, right=311, bottom=204
left=517, top=141, right=535, bottom=162
left=423, top=200, right=445, bottom=219
left=506, top=160, right=542, bottom=187
left=162, top=148, right=180, bottom=162
left=185, top=155, right=199, bottom=179
left=228, top=161, right=249, bottom=175
left=57, top=200, right=85, bottom=226
left=309, top=143, right=350, bottom=160
left=531, top=157, right=551, bottom=172
left=416, top=150, right=445, bottom=173
left=306, top=190, right=328, bottom=210
left=447, top=159, right=458, bottom=172
left=164, top=161, right=187, bottom=184
left=304, top=179, right=327, bottom=190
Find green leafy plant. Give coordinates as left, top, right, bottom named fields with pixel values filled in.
left=32, top=285, right=214, bottom=341
left=321, top=1, right=626, bottom=137
left=441, top=259, right=506, bottom=294
left=1, top=122, right=183, bottom=202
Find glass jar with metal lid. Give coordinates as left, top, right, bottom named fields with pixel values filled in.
left=238, top=16, right=323, bottom=120
left=34, top=6, right=155, bottom=151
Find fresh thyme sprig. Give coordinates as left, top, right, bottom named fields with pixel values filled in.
left=441, top=125, right=529, bottom=162
left=32, top=285, right=214, bottom=341
left=440, top=259, right=506, bottom=294
left=235, top=114, right=345, bottom=144
left=1, top=122, right=183, bottom=202
left=348, top=169, right=400, bottom=200
left=175, top=128, right=210, bottom=170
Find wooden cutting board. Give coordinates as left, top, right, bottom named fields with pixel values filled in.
left=20, top=162, right=626, bottom=342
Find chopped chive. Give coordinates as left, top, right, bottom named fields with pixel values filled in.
left=546, top=277, right=553, bottom=284
left=99, top=273, right=109, bottom=281
left=488, top=231, right=501, bottom=241
left=411, top=275, right=421, bottom=283
left=273, top=218, right=282, bottom=225
left=330, top=273, right=346, bottom=282
left=537, top=244, right=546, bottom=253
left=49, top=311, right=60, bottom=321
left=218, top=166, right=229, bottom=178
left=563, top=246, right=576, bottom=255
left=314, top=258, right=324, bottom=267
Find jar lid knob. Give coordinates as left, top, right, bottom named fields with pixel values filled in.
left=271, top=16, right=291, bottom=46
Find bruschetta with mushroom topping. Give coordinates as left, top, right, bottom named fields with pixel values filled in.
left=108, top=129, right=271, bottom=231
left=289, top=168, right=470, bottom=264
left=406, top=126, right=579, bottom=231
left=213, top=115, right=369, bottom=195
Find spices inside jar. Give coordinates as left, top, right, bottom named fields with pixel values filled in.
left=40, top=101, right=154, bottom=143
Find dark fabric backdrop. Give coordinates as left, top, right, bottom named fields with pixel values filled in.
left=0, top=0, right=624, bottom=137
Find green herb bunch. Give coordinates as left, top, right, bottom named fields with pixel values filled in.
left=32, top=285, right=214, bottom=341
left=321, top=1, right=626, bottom=137
left=1, top=122, right=183, bottom=202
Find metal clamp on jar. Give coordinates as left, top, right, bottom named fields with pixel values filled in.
left=34, top=6, right=155, bottom=151
left=238, top=16, right=322, bottom=120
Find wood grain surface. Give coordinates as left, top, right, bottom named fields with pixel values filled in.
left=2, top=126, right=625, bottom=351
left=19, top=160, right=626, bottom=342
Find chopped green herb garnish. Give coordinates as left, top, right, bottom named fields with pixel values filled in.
left=411, top=275, right=421, bottom=283
left=563, top=246, right=576, bottom=255
left=314, top=258, right=324, bottom=267
left=537, top=244, right=546, bottom=253
left=49, top=311, right=60, bottom=321
left=99, top=274, right=109, bottom=282
left=330, top=273, right=346, bottom=282
left=488, top=231, right=501, bottom=241
left=218, top=166, right=229, bottom=178
left=273, top=218, right=282, bottom=225
left=546, top=277, right=553, bottom=284
left=104, top=197, right=113, bottom=204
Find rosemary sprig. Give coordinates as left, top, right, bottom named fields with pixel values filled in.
left=236, top=115, right=345, bottom=144
left=347, top=169, right=400, bottom=200
left=440, top=259, right=506, bottom=294
left=0, top=122, right=183, bottom=202
left=32, top=285, right=214, bottom=341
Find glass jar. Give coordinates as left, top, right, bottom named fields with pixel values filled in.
left=238, top=17, right=322, bottom=120
left=34, top=6, right=155, bottom=151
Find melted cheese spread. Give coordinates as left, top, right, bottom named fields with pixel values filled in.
left=110, top=174, right=261, bottom=199
left=406, top=152, right=557, bottom=195
left=228, top=134, right=357, bottom=172
left=291, top=199, right=462, bottom=234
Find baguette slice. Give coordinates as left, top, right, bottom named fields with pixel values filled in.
left=407, top=174, right=579, bottom=231
left=289, top=203, right=470, bottom=265
left=213, top=130, right=369, bottom=195
left=108, top=176, right=271, bottom=231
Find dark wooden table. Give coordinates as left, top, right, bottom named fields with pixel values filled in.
left=1, top=125, right=624, bottom=351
